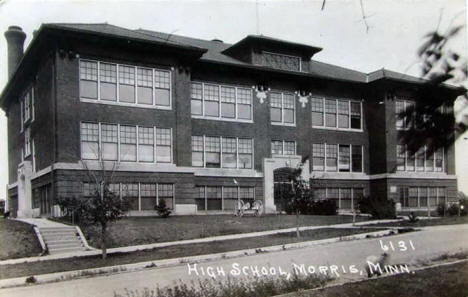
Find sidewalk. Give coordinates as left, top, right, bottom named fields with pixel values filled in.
left=0, top=218, right=402, bottom=266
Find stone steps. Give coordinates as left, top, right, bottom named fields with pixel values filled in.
left=38, top=226, right=88, bottom=255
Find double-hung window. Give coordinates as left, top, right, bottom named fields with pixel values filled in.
left=326, top=144, right=338, bottom=171
left=338, top=145, right=350, bottom=172
left=395, top=99, right=415, bottom=129
left=79, top=59, right=171, bottom=108
left=138, top=127, right=154, bottom=162
left=270, top=92, right=295, bottom=125
left=192, top=136, right=252, bottom=169
left=205, top=136, right=221, bottom=168
left=120, top=125, right=137, bottom=162
left=101, top=124, right=118, bottom=161
left=191, top=82, right=252, bottom=121
left=81, top=122, right=99, bottom=160
left=271, top=140, right=295, bottom=156
left=312, top=144, right=325, bottom=171
left=351, top=145, right=363, bottom=172
left=156, top=128, right=172, bottom=163
left=396, top=144, right=406, bottom=171
left=24, top=127, right=31, bottom=157
left=312, top=97, right=362, bottom=130
left=397, top=145, right=443, bottom=172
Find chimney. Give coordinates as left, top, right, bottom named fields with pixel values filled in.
left=5, top=26, right=26, bottom=79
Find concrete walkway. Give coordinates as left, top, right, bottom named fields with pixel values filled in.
left=15, top=218, right=69, bottom=228
left=0, top=218, right=402, bottom=265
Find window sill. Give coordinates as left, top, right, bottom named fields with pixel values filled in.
left=191, top=116, right=254, bottom=124
left=271, top=122, right=296, bottom=127
left=80, top=98, right=172, bottom=110
left=311, top=126, right=363, bottom=133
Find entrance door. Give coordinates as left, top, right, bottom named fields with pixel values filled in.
left=40, top=185, right=52, bottom=216
left=273, top=167, right=295, bottom=212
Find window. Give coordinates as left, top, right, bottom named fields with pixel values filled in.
left=397, top=145, right=442, bottom=172
left=402, top=187, right=446, bottom=209
left=119, top=65, right=135, bottom=103
left=140, top=184, right=156, bottom=210
left=205, top=136, right=221, bottom=168
left=325, top=99, right=337, bottom=127
left=23, top=88, right=33, bottom=123
left=238, top=138, right=253, bottom=169
left=192, top=136, right=253, bottom=169
left=222, top=138, right=237, bottom=168
left=270, top=92, right=295, bottom=125
left=311, top=97, right=324, bottom=126
left=156, top=128, right=172, bottom=163
left=337, top=101, right=349, bottom=128
left=351, top=145, right=363, bottom=172
left=400, top=187, right=409, bottom=207
left=326, top=144, right=337, bottom=171
left=154, top=70, right=171, bottom=106
left=438, top=187, right=446, bottom=205
left=312, top=143, right=325, bottom=171
left=196, top=186, right=255, bottom=212
left=419, top=187, right=428, bottom=207
left=262, top=52, right=301, bottom=72
left=80, top=60, right=98, bottom=99
left=191, top=83, right=203, bottom=115
left=338, top=145, right=350, bottom=172
left=395, top=99, right=415, bottom=129
left=100, top=63, right=117, bottom=101
left=191, top=136, right=204, bottom=167
left=204, top=84, right=220, bottom=117
left=122, top=183, right=139, bottom=210
left=191, top=82, right=252, bottom=121
left=81, top=122, right=99, bottom=160
left=158, top=184, right=174, bottom=209
left=221, top=86, right=236, bottom=118
left=83, top=183, right=98, bottom=197
left=101, top=124, right=118, bottom=161
left=80, top=122, right=172, bottom=163
left=271, top=140, right=295, bottom=156
left=79, top=59, right=171, bottom=108
left=138, top=127, right=154, bottom=162
left=408, top=188, right=418, bottom=207
left=429, top=187, right=438, bottom=207
left=312, top=97, right=362, bottom=130
left=120, top=125, right=137, bottom=161
left=137, top=68, right=153, bottom=105
left=340, top=188, right=352, bottom=209
left=24, top=127, right=31, bottom=157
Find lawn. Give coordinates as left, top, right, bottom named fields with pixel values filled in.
left=0, top=218, right=42, bottom=260
left=290, top=261, right=468, bottom=297
left=367, top=215, right=468, bottom=228
left=0, top=227, right=380, bottom=279
left=69, top=215, right=368, bottom=248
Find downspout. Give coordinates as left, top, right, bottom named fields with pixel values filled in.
left=51, top=49, right=57, bottom=216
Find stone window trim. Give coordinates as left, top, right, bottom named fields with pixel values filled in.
left=190, top=81, right=254, bottom=123
left=311, top=97, right=363, bottom=132
left=312, top=143, right=364, bottom=173
left=79, top=59, right=172, bottom=110
left=80, top=121, right=173, bottom=164
left=191, top=135, right=254, bottom=169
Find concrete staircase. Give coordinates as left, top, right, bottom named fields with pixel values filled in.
left=39, top=226, right=88, bottom=254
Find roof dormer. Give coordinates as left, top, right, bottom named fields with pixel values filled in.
left=222, top=35, right=322, bottom=72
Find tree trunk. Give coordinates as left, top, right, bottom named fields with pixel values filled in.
left=101, top=224, right=107, bottom=260
left=296, top=210, right=300, bottom=238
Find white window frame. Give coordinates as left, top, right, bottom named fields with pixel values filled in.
left=270, top=91, right=296, bottom=126
left=190, top=81, right=253, bottom=123
left=396, top=145, right=444, bottom=173
left=271, top=140, right=296, bottom=156
left=79, top=59, right=172, bottom=110
left=395, top=99, right=415, bottom=130
left=80, top=121, right=173, bottom=164
left=196, top=185, right=255, bottom=212
left=192, top=135, right=254, bottom=169
left=24, top=127, right=31, bottom=157
left=317, top=143, right=363, bottom=173
left=311, top=97, right=363, bottom=132
left=403, top=186, right=446, bottom=209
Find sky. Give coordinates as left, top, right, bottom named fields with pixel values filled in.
left=0, top=0, right=467, bottom=198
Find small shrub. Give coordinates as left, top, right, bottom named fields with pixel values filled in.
left=436, top=202, right=447, bottom=216
left=447, top=203, right=459, bottom=216
left=359, top=196, right=396, bottom=219
left=408, top=212, right=419, bottom=223
left=155, top=199, right=172, bottom=218
left=25, top=276, right=37, bottom=284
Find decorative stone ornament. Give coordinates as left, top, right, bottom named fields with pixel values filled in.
left=296, top=91, right=311, bottom=108
left=253, top=85, right=269, bottom=104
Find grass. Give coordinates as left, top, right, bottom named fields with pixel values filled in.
left=287, top=261, right=468, bottom=297
left=367, top=215, right=468, bottom=228
left=0, top=218, right=42, bottom=260
left=61, top=215, right=368, bottom=248
left=0, top=227, right=380, bottom=279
